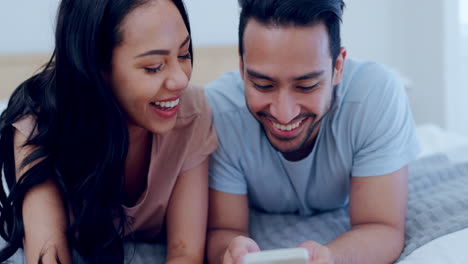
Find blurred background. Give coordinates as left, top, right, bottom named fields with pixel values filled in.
left=0, top=0, right=467, bottom=135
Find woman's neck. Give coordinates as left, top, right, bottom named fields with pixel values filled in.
left=127, top=123, right=150, bottom=144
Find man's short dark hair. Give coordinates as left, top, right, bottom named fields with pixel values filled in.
left=238, top=0, right=345, bottom=64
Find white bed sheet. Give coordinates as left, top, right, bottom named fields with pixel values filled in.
left=399, top=228, right=468, bottom=264
left=399, top=124, right=468, bottom=264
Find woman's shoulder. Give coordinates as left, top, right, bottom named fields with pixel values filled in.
left=172, top=84, right=218, bottom=172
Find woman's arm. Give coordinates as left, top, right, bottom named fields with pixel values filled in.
left=13, top=129, right=71, bottom=264
left=165, top=159, right=209, bottom=264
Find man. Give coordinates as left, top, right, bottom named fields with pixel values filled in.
left=204, top=0, right=420, bottom=263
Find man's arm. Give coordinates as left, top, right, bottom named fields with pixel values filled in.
left=207, top=189, right=260, bottom=264
left=303, top=166, right=408, bottom=264
left=13, top=129, right=72, bottom=264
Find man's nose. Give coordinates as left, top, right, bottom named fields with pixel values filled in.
left=269, top=91, right=300, bottom=124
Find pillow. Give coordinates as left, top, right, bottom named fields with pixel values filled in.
left=416, top=123, right=468, bottom=159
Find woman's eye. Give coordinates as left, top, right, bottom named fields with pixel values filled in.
left=253, top=83, right=273, bottom=90
left=145, top=65, right=163, bottom=74
left=178, top=53, right=192, bottom=60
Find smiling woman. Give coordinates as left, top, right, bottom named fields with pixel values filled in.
left=0, top=0, right=217, bottom=263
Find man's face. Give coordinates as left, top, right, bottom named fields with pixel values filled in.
left=241, top=20, right=346, bottom=160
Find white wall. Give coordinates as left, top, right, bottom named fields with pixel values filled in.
left=184, top=0, right=239, bottom=47
left=0, top=0, right=58, bottom=54
left=390, top=1, right=448, bottom=129
left=342, top=0, right=465, bottom=134
left=445, top=0, right=467, bottom=136
left=341, top=0, right=394, bottom=65
left=0, top=0, right=238, bottom=54
left=462, top=0, right=468, bottom=24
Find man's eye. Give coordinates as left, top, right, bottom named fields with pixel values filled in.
left=296, top=83, right=319, bottom=91
left=253, top=83, right=273, bottom=90
left=145, top=65, right=163, bottom=74
left=178, top=53, right=192, bottom=60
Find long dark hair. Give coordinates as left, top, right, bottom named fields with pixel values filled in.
left=0, top=0, right=192, bottom=262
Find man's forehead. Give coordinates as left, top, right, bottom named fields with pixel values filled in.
left=244, top=21, right=330, bottom=52
left=244, top=19, right=327, bottom=38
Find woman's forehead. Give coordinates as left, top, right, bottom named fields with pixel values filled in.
left=117, top=0, right=188, bottom=54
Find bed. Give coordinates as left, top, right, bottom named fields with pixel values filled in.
left=1, top=48, right=468, bottom=263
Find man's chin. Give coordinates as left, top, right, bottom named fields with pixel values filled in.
left=267, top=134, right=302, bottom=154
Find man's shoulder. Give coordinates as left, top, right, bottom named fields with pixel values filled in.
left=329, top=59, right=409, bottom=141
left=339, top=59, right=404, bottom=104
left=204, top=70, right=247, bottom=114
left=204, top=70, right=259, bottom=134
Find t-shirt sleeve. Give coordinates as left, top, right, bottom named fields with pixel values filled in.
left=12, top=115, right=37, bottom=138
left=181, top=91, right=218, bottom=173
left=205, top=74, right=249, bottom=195
left=207, top=127, right=248, bottom=195
left=351, top=67, right=421, bottom=177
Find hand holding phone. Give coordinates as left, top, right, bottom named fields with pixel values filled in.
left=243, top=248, right=309, bottom=264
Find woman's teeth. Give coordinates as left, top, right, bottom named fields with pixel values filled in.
left=152, top=98, right=180, bottom=109
left=272, top=119, right=304, bottom=131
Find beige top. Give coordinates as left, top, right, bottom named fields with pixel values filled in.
left=13, top=85, right=218, bottom=241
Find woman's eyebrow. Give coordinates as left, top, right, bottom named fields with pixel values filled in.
left=134, top=35, right=190, bottom=58
left=179, top=35, right=190, bottom=49
left=135, top=49, right=170, bottom=58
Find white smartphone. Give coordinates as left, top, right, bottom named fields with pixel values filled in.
left=243, top=248, right=309, bottom=264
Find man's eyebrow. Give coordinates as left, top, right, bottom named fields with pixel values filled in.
left=246, top=69, right=276, bottom=82
left=134, top=35, right=190, bottom=58
left=292, top=71, right=324, bottom=81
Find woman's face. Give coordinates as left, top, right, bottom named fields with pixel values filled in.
left=110, top=0, right=192, bottom=134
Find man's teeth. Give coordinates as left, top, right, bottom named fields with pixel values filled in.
left=272, top=119, right=303, bottom=131
left=153, top=98, right=180, bottom=108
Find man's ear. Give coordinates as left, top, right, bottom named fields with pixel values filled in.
left=332, top=47, right=347, bottom=86
left=239, top=54, right=245, bottom=80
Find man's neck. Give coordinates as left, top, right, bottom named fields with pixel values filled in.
left=282, top=135, right=318, bottom=162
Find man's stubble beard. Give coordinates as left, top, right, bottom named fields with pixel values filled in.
left=246, top=85, right=337, bottom=157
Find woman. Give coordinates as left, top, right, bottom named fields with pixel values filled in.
left=0, top=0, right=217, bottom=263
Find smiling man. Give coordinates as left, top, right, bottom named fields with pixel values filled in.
left=204, top=0, right=420, bottom=263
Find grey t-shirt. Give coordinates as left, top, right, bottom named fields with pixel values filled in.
left=205, top=59, right=420, bottom=215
